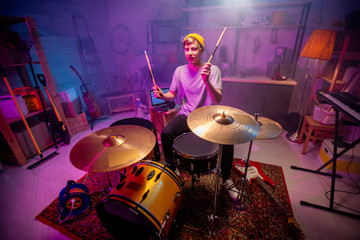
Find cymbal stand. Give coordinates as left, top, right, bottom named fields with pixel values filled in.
left=203, top=144, right=248, bottom=237
left=203, top=143, right=223, bottom=235
left=234, top=113, right=258, bottom=210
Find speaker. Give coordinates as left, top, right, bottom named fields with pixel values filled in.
left=220, top=62, right=232, bottom=77
left=273, top=47, right=287, bottom=63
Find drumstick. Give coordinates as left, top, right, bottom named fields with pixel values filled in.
left=144, top=51, right=156, bottom=87
left=207, top=27, right=227, bottom=64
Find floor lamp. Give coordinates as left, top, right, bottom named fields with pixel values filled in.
left=286, top=29, right=336, bottom=142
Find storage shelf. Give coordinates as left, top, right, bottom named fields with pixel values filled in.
left=318, top=75, right=346, bottom=86
left=6, top=107, right=52, bottom=124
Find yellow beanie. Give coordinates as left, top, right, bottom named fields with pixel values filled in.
left=183, top=33, right=205, bottom=49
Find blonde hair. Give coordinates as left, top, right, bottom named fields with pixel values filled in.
left=183, top=36, right=204, bottom=52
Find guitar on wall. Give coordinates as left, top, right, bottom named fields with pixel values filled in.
left=70, top=65, right=102, bottom=120
left=233, top=159, right=306, bottom=240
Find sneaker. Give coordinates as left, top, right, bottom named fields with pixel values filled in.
left=222, top=179, right=241, bottom=201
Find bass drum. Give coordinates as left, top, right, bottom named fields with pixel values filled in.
left=97, top=160, right=184, bottom=240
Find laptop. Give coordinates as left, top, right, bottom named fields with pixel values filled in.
left=149, top=88, right=173, bottom=111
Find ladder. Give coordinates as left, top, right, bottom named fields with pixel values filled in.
left=72, top=16, right=109, bottom=107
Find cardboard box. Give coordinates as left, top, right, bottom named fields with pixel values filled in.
left=317, top=138, right=360, bottom=174
left=14, top=121, right=53, bottom=157
left=60, top=88, right=77, bottom=102
left=61, top=97, right=83, bottom=118
left=13, top=87, right=45, bottom=112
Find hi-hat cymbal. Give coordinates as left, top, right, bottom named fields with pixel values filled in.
left=255, top=116, right=283, bottom=139
left=70, top=125, right=156, bottom=172
left=187, top=105, right=260, bottom=145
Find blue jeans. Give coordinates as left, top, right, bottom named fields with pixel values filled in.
left=160, top=114, right=234, bottom=180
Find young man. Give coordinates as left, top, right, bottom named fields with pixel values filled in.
left=152, top=33, right=239, bottom=201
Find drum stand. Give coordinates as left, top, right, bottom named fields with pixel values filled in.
left=234, top=138, right=254, bottom=210
left=234, top=113, right=258, bottom=210
left=204, top=144, right=246, bottom=236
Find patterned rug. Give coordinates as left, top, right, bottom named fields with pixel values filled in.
left=36, top=159, right=304, bottom=239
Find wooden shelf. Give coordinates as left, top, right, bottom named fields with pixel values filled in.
left=6, top=107, right=52, bottom=124
left=318, top=74, right=346, bottom=86
left=181, top=0, right=311, bottom=79
left=0, top=16, right=69, bottom=166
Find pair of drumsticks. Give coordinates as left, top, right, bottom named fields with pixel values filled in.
left=144, top=27, right=227, bottom=88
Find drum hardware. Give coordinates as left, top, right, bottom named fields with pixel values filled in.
left=157, top=210, right=170, bottom=239
left=187, top=105, right=260, bottom=236
left=234, top=113, right=260, bottom=210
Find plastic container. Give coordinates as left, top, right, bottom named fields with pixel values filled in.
left=313, top=104, right=336, bottom=125
left=0, top=95, right=29, bottom=119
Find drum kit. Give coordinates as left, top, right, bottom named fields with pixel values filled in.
left=68, top=105, right=283, bottom=239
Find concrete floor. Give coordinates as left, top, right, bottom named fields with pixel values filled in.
left=0, top=110, right=359, bottom=240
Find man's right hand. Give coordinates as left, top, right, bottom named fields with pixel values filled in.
left=153, top=86, right=163, bottom=99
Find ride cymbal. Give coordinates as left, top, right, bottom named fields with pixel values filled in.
left=255, top=116, right=283, bottom=139
left=70, top=125, right=156, bottom=172
left=187, top=105, right=260, bottom=145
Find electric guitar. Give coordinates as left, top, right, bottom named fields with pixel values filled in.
left=70, top=65, right=102, bottom=120
left=233, top=159, right=306, bottom=240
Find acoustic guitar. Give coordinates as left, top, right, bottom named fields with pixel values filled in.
left=70, top=65, right=102, bottom=120
left=233, top=159, right=306, bottom=240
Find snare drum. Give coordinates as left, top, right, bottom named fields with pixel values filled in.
left=97, top=160, right=184, bottom=240
left=173, top=132, right=218, bottom=174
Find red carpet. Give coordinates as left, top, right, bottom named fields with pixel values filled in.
left=36, top=159, right=304, bottom=239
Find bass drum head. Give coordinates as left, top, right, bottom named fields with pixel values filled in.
left=97, top=198, right=158, bottom=239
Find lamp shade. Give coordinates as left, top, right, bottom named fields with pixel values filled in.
left=300, top=29, right=336, bottom=61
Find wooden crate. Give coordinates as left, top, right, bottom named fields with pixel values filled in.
left=66, top=112, right=90, bottom=135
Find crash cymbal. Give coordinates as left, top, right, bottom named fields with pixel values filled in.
left=187, top=105, right=260, bottom=145
left=70, top=125, right=156, bottom=172
left=255, top=116, right=283, bottom=139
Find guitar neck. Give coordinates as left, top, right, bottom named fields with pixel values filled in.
left=255, top=177, right=290, bottom=217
